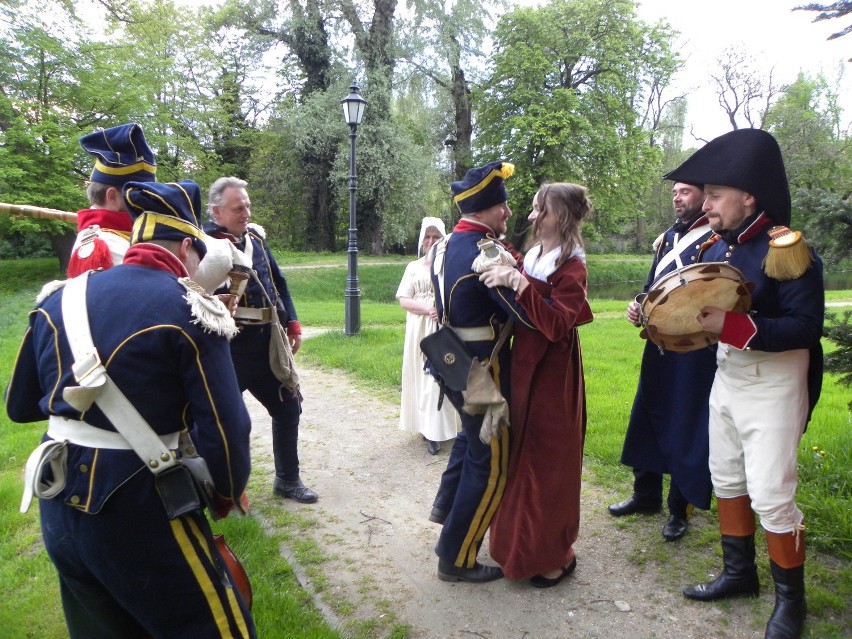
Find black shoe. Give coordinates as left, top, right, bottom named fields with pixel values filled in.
left=663, top=514, right=689, bottom=541
left=426, top=439, right=441, bottom=455
left=608, top=496, right=662, bottom=517
left=438, top=559, right=503, bottom=583
left=273, top=478, right=318, bottom=504
left=529, top=557, right=577, bottom=589
left=428, top=507, right=447, bottom=525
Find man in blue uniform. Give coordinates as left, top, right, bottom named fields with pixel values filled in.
left=5, top=181, right=255, bottom=638
left=68, top=122, right=157, bottom=277
left=610, top=181, right=716, bottom=541
left=428, top=161, right=534, bottom=583
left=667, top=129, right=823, bottom=639
left=204, top=176, right=318, bottom=504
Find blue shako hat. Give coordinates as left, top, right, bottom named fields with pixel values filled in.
left=80, top=123, right=157, bottom=186
left=451, top=161, right=515, bottom=215
left=123, top=180, right=207, bottom=258
left=663, top=128, right=791, bottom=227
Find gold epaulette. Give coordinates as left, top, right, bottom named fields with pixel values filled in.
left=763, top=226, right=814, bottom=281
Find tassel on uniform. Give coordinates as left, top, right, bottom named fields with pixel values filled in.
left=179, top=278, right=239, bottom=339
left=67, top=237, right=114, bottom=278
left=763, top=226, right=814, bottom=281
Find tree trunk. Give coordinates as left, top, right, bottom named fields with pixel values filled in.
left=343, top=0, right=398, bottom=255
left=451, top=62, right=473, bottom=180
left=49, top=228, right=76, bottom=276
left=302, top=154, right=336, bottom=251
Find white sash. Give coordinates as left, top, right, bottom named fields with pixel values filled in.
left=653, top=226, right=712, bottom=281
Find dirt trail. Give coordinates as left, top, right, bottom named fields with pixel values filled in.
left=246, top=360, right=765, bottom=639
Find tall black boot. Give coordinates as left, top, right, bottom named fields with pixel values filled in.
left=764, top=561, right=806, bottom=639
left=683, top=535, right=760, bottom=601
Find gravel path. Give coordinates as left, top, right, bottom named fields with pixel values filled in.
left=245, top=357, right=767, bottom=639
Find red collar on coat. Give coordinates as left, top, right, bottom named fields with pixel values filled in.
left=76, top=208, right=133, bottom=233
left=123, top=243, right=189, bottom=278
left=453, top=218, right=497, bottom=235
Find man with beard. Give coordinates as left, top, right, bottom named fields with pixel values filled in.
left=609, top=181, right=716, bottom=542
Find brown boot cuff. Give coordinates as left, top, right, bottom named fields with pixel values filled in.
left=717, top=496, right=757, bottom=536
left=766, top=529, right=806, bottom=569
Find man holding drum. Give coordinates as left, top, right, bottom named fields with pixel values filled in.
left=667, top=128, right=824, bottom=639
left=609, top=181, right=716, bottom=542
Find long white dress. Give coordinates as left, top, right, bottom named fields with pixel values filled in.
left=396, top=258, right=460, bottom=441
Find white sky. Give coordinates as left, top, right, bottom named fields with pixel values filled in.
left=633, top=0, right=851, bottom=144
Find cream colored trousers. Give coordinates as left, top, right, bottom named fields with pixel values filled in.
left=708, top=346, right=809, bottom=534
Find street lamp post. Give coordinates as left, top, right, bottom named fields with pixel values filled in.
left=341, top=85, right=367, bottom=336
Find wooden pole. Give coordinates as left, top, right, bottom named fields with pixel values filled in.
left=0, top=202, right=77, bottom=224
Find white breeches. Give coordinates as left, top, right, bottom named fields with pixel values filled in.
left=709, top=346, right=809, bottom=534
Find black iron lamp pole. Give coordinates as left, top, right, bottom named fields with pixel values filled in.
left=341, top=85, right=367, bottom=336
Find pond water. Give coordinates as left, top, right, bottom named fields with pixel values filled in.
left=590, top=272, right=852, bottom=301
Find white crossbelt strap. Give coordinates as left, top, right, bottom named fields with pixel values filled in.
left=59, top=272, right=179, bottom=474
left=653, top=226, right=711, bottom=281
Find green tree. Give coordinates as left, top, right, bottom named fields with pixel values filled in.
left=0, top=2, right=99, bottom=269
left=475, top=0, right=678, bottom=244
left=234, top=0, right=345, bottom=250
left=399, top=0, right=505, bottom=180
left=339, top=0, right=400, bottom=254
left=764, top=72, right=852, bottom=260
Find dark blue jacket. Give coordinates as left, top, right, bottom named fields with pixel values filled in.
left=702, top=212, right=824, bottom=417
left=4, top=253, right=252, bottom=512
left=621, top=215, right=716, bottom=509
left=204, top=222, right=298, bottom=327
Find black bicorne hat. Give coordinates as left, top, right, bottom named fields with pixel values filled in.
left=664, top=129, right=791, bottom=227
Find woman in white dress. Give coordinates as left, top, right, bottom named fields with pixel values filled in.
left=396, top=217, right=460, bottom=454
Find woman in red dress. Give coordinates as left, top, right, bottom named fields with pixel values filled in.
left=480, top=182, right=594, bottom=587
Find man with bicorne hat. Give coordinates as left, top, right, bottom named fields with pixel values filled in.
left=426, top=161, right=534, bottom=583
left=666, top=128, right=824, bottom=639
left=609, top=180, right=715, bottom=542
left=67, top=122, right=157, bottom=277
left=5, top=181, right=256, bottom=637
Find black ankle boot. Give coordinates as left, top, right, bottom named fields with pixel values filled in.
left=683, top=535, right=760, bottom=601
left=764, top=561, right=806, bottom=639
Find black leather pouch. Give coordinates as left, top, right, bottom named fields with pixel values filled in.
left=155, top=464, right=203, bottom=520
left=420, top=327, right=472, bottom=393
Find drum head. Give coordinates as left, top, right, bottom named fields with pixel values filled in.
left=640, top=263, right=752, bottom=353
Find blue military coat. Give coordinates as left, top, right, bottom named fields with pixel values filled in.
left=701, top=212, right=824, bottom=418
left=204, top=221, right=298, bottom=326
left=620, top=215, right=716, bottom=509
left=5, top=250, right=252, bottom=511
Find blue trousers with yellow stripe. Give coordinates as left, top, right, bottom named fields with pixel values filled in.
left=434, top=396, right=509, bottom=569
left=40, top=470, right=255, bottom=638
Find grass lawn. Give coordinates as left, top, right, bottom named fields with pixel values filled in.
left=1, top=256, right=850, bottom=638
